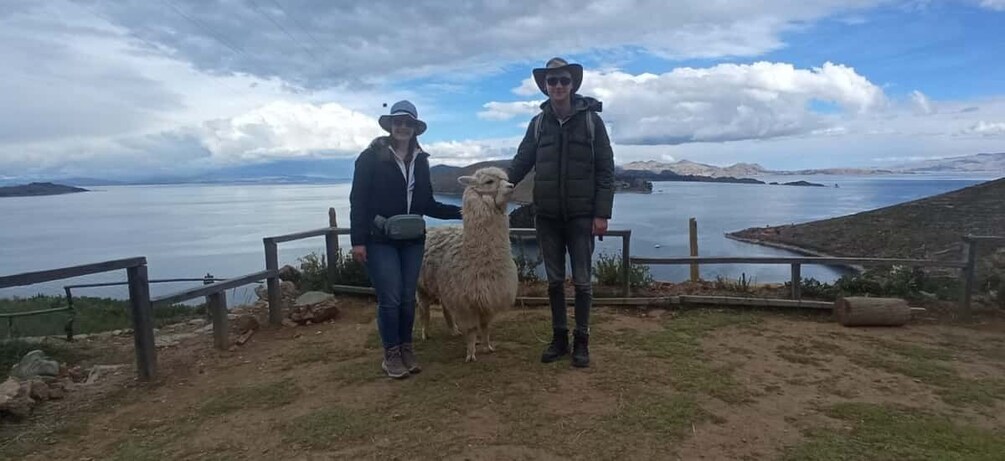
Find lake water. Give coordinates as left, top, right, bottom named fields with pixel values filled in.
left=0, top=174, right=996, bottom=304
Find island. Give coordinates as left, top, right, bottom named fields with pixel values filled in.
left=0, top=182, right=89, bottom=198
left=726, top=177, right=1005, bottom=260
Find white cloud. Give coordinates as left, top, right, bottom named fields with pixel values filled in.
left=497, top=61, right=886, bottom=145
left=199, top=101, right=382, bottom=164
left=958, top=121, right=1005, bottom=137
left=72, top=0, right=885, bottom=88
left=978, top=0, right=1005, bottom=11
left=478, top=101, right=544, bottom=121
left=911, top=90, right=933, bottom=115
left=423, top=138, right=522, bottom=166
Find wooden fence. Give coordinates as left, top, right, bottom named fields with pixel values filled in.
left=632, top=233, right=1002, bottom=318
left=2, top=207, right=999, bottom=381
left=0, top=257, right=157, bottom=380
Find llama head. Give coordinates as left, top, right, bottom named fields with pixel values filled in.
left=458, top=167, right=514, bottom=215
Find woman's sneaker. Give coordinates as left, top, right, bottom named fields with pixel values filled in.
left=400, top=343, right=421, bottom=373
left=382, top=346, right=409, bottom=379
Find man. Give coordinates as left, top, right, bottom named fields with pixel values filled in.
left=507, top=57, right=615, bottom=368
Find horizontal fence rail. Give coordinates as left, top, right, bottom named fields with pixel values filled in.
left=630, top=256, right=968, bottom=269
left=0, top=257, right=156, bottom=380
left=149, top=269, right=277, bottom=350
left=150, top=270, right=275, bottom=306
left=0, top=257, right=147, bottom=289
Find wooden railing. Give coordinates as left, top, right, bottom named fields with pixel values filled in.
left=151, top=270, right=276, bottom=350
left=961, top=235, right=1005, bottom=314
left=61, top=275, right=227, bottom=339
left=631, top=234, right=1000, bottom=317
left=0, top=257, right=157, bottom=380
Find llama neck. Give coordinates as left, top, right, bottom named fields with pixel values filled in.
left=460, top=195, right=510, bottom=259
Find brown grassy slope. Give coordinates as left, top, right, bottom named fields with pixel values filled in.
left=728, top=177, right=1005, bottom=260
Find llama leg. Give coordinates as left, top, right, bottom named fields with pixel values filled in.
left=464, top=327, right=479, bottom=362
left=480, top=317, right=495, bottom=353
left=443, top=305, right=461, bottom=336
left=416, top=290, right=432, bottom=340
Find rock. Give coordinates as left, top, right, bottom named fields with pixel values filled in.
left=10, top=350, right=61, bottom=380
left=0, top=379, right=34, bottom=420
left=255, top=280, right=298, bottom=303
left=281, top=319, right=298, bottom=328
left=188, top=318, right=208, bottom=327
left=0, top=378, right=20, bottom=401
left=48, top=385, right=65, bottom=400
left=295, top=291, right=334, bottom=306
left=29, top=380, right=50, bottom=401
left=235, top=330, right=255, bottom=346
left=66, top=366, right=87, bottom=383
left=85, top=365, right=126, bottom=385
left=156, top=332, right=197, bottom=347
left=287, top=291, right=340, bottom=325
left=233, top=315, right=260, bottom=335
left=278, top=264, right=302, bottom=286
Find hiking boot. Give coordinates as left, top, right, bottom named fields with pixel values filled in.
left=572, top=330, right=590, bottom=368
left=400, top=343, right=421, bottom=374
left=381, top=346, right=409, bottom=379
left=541, top=328, right=570, bottom=363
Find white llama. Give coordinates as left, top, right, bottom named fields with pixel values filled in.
left=416, top=167, right=519, bottom=362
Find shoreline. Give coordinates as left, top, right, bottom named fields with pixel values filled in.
left=723, top=233, right=865, bottom=274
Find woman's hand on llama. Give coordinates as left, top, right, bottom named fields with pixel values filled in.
left=351, top=245, right=367, bottom=263
left=593, top=217, right=609, bottom=236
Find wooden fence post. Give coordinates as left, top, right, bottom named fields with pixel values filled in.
left=791, top=263, right=802, bottom=300
left=203, top=273, right=214, bottom=320
left=208, top=291, right=228, bottom=350
left=264, top=238, right=282, bottom=326
left=326, top=208, right=339, bottom=288
left=960, top=237, right=977, bottom=319
left=689, top=218, right=699, bottom=282
left=622, top=231, right=632, bottom=297
left=127, top=264, right=156, bottom=381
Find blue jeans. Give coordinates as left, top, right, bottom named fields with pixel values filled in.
left=366, top=241, right=424, bottom=350
left=535, top=216, right=595, bottom=335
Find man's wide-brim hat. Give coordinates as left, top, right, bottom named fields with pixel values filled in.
left=533, top=57, right=583, bottom=96
left=378, top=100, right=427, bottom=136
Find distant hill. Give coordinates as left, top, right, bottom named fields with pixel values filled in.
left=430, top=159, right=659, bottom=204
left=430, top=160, right=535, bottom=203
left=622, top=160, right=769, bottom=177
left=0, top=182, right=88, bottom=198
left=624, top=153, right=1003, bottom=177
left=727, top=177, right=1005, bottom=260
left=891, top=152, right=1005, bottom=174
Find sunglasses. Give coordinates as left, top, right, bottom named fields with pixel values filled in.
left=546, top=76, right=572, bottom=87
left=391, top=117, right=416, bottom=128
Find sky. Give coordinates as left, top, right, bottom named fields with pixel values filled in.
left=1, top=0, right=1004, bottom=181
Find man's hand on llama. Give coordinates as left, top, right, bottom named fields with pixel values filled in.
left=593, top=217, right=608, bottom=237
left=351, top=245, right=367, bottom=263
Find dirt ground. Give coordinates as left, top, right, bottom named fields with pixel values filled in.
left=2, top=296, right=1004, bottom=460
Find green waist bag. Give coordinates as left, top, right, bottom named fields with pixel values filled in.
left=373, top=214, right=426, bottom=240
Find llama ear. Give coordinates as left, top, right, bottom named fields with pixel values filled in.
left=457, top=175, right=476, bottom=186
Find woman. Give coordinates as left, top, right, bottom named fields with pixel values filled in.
left=349, top=100, right=462, bottom=379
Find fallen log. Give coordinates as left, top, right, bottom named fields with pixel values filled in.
left=834, top=296, right=911, bottom=327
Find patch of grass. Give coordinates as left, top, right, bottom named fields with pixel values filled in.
left=198, top=381, right=300, bottom=417
left=849, top=352, right=1005, bottom=407
left=0, top=339, right=89, bottom=380
left=603, top=393, right=711, bottom=440
left=608, top=309, right=761, bottom=403
left=280, top=406, right=375, bottom=450
left=0, top=295, right=203, bottom=338
left=783, top=403, right=1005, bottom=461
